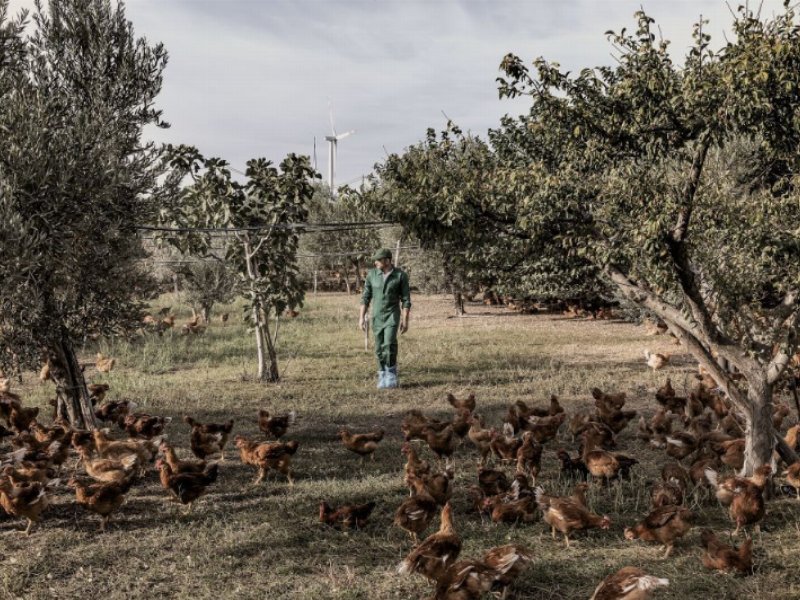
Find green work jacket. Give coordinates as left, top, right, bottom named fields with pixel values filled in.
left=360, top=267, right=412, bottom=332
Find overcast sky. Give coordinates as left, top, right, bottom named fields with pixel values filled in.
left=7, top=0, right=792, bottom=187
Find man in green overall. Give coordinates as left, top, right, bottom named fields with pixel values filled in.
left=359, top=248, right=411, bottom=389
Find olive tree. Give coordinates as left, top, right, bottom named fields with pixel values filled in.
left=362, top=126, right=609, bottom=315
left=0, top=0, right=167, bottom=427
left=496, top=6, right=800, bottom=472
left=160, top=146, right=315, bottom=382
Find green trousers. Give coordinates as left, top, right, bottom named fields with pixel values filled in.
left=374, top=324, right=399, bottom=369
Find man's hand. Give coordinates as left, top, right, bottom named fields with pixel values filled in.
left=400, top=309, right=410, bottom=334
left=359, top=316, right=367, bottom=332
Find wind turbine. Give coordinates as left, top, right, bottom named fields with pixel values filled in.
left=325, top=103, right=355, bottom=195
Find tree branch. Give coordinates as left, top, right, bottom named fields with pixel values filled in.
left=767, top=307, right=800, bottom=385
left=670, top=134, right=711, bottom=238
left=665, top=319, right=753, bottom=420
left=605, top=266, right=701, bottom=336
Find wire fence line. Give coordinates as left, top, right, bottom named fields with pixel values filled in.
left=135, top=220, right=397, bottom=234
left=140, top=246, right=424, bottom=265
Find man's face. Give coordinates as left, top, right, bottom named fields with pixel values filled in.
left=375, top=258, right=392, bottom=270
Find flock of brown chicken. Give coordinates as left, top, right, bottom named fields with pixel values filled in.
left=327, top=373, right=800, bottom=599
left=2, top=346, right=800, bottom=599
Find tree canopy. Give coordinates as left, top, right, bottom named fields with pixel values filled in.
left=366, top=5, right=800, bottom=471
left=0, top=0, right=168, bottom=426
left=494, top=7, right=800, bottom=471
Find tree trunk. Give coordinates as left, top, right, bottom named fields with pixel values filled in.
left=742, top=379, right=776, bottom=475
left=251, top=302, right=271, bottom=381
left=352, top=260, right=363, bottom=291
left=47, top=337, right=97, bottom=429
left=343, top=267, right=351, bottom=294
left=242, top=241, right=279, bottom=383
left=201, top=302, right=212, bottom=324
left=313, top=270, right=318, bottom=295
left=261, top=314, right=280, bottom=382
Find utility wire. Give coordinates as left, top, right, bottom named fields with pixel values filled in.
left=135, top=220, right=395, bottom=233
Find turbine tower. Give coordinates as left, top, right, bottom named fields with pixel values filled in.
left=325, top=102, right=355, bottom=195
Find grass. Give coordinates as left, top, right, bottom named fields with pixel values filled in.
left=2, top=293, right=800, bottom=599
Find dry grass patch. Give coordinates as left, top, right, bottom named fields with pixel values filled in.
left=1, top=293, right=799, bottom=599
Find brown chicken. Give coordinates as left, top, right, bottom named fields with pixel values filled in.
left=156, top=459, right=218, bottom=511
left=592, top=387, right=627, bottom=413
left=446, top=393, right=476, bottom=413
left=450, top=408, right=472, bottom=439
left=784, top=461, right=800, bottom=498
left=689, top=449, right=721, bottom=487
left=664, top=432, right=699, bottom=461
left=397, top=502, right=461, bottom=582
left=484, top=493, right=538, bottom=524
left=92, top=429, right=157, bottom=468
left=467, top=416, right=493, bottom=464
left=705, top=465, right=771, bottom=508
left=121, top=413, right=171, bottom=439
left=95, top=352, right=116, bottom=373
left=654, top=378, right=687, bottom=414
left=716, top=438, right=745, bottom=471
left=234, top=435, right=299, bottom=485
left=394, top=481, right=439, bottom=543
left=660, top=462, right=691, bottom=493
left=8, top=404, right=40, bottom=433
left=699, top=528, right=753, bottom=574
left=477, top=466, right=510, bottom=497
left=599, top=407, right=639, bottom=435
left=422, top=424, right=458, bottom=463
left=401, top=410, right=450, bottom=442
left=535, top=484, right=611, bottom=546
left=319, top=500, right=376, bottom=530
left=402, top=442, right=431, bottom=488
left=728, top=483, right=768, bottom=536
left=339, top=428, right=384, bottom=463
left=432, top=544, right=532, bottom=600
left=87, top=383, right=110, bottom=404
left=624, top=505, right=694, bottom=557
left=581, top=430, right=638, bottom=483
left=0, top=478, right=51, bottom=535
left=78, top=447, right=139, bottom=484
left=649, top=480, right=684, bottom=508
left=516, top=432, right=543, bottom=483
left=159, top=441, right=207, bottom=474
left=412, top=468, right=454, bottom=506
left=481, top=544, right=534, bottom=598
left=772, top=403, right=791, bottom=430
left=589, top=567, right=669, bottom=600
left=520, top=412, right=565, bottom=444
left=68, top=475, right=134, bottom=531
left=785, top=424, right=800, bottom=452
left=95, top=399, right=136, bottom=423
left=2, top=464, right=56, bottom=485
left=184, top=416, right=234, bottom=460
left=490, top=427, right=522, bottom=463
left=257, top=409, right=296, bottom=439
left=556, top=449, right=590, bottom=480
left=431, top=559, right=498, bottom=600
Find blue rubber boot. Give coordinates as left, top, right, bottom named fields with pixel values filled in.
left=385, top=366, right=398, bottom=389
left=377, top=368, right=387, bottom=389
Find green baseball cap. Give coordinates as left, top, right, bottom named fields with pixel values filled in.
left=371, top=248, right=393, bottom=261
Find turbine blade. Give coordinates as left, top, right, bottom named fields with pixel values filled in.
left=336, top=130, right=356, bottom=141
